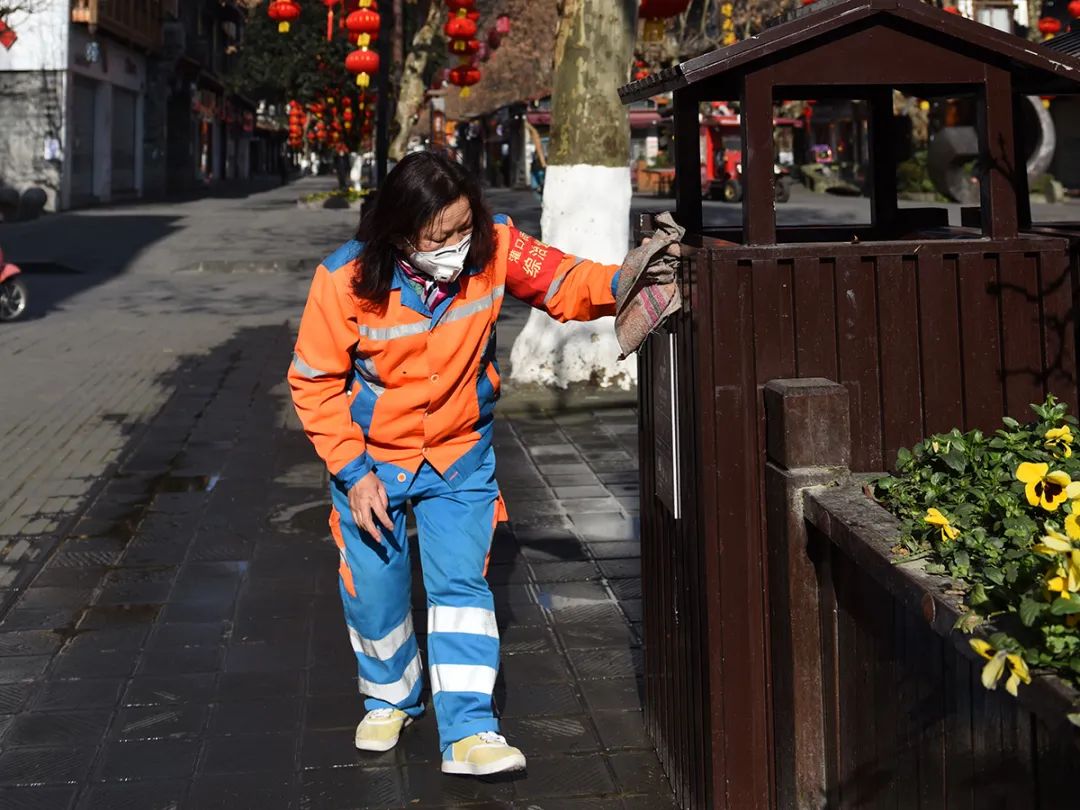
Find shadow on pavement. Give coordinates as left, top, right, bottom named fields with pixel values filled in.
left=0, top=214, right=182, bottom=317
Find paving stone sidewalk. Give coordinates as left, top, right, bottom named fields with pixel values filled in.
left=0, top=319, right=672, bottom=808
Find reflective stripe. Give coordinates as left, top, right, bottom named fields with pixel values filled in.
left=439, top=285, right=505, bottom=327
left=348, top=613, right=414, bottom=661
left=543, top=263, right=581, bottom=305
left=291, top=351, right=330, bottom=379
left=359, top=320, right=430, bottom=341
left=429, top=663, right=498, bottom=695
left=359, top=652, right=423, bottom=704
left=428, top=606, right=499, bottom=639
left=354, top=357, right=385, bottom=397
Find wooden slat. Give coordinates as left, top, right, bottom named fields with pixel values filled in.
left=956, top=251, right=1005, bottom=431
left=916, top=252, right=964, bottom=434
left=834, top=254, right=883, bottom=472
left=752, top=258, right=797, bottom=385
left=912, top=624, right=948, bottom=810
left=683, top=259, right=710, bottom=810
left=1038, top=249, right=1079, bottom=413
left=793, top=256, right=839, bottom=379
left=998, top=251, right=1046, bottom=420
left=815, top=531, right=843, bottom=808
left=876, top=254, right=923, bottom=467
left=942, top=644, right=976, bottom=809
left=711, top=257, right=771, bottom=809
left=832, top=549, right=865, bottom=807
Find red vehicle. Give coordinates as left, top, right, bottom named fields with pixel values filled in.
left=0, top=245, right=27, bottom=322
left=700, top=107, right=799, bottom=204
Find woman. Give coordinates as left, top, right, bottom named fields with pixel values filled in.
left=288, top=151, right=627, bottom=776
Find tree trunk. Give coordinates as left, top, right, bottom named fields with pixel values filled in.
left=509, top=0, right=639, bottom=390
left=388, top=0, right=442, bottom=162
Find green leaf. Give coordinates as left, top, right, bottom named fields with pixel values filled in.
left=955, top=612, right=982, bottom=632
left=983, top=566, right=1005, bottom=586
left=1050, top=598, right=1080, bottom=616
left=1068, top=713, right=1080, bottom=728
left=969, top=583, right=989, bottom=605
left=954, top=550, right=970, bottom=569
left=1002, top=417, right=1020, bottom=429
left=943, top=447, right=968, bottom=474
left=1020, top=597, right=1046, bottom=626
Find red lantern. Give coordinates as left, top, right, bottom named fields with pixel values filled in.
left=495, top=14, right=510, bottom=35
left=1038, top=16, right=1062, bottom=34
left=346, top=8, right=380, bottom=46
left=268, top=1, right=301, bottom=34
left=943, top=5, right=960, bottom=13
left=1069, top=0, right=1080, bottom=18
left=445, top=16, right=477, bottom=39
left=638, top=0, right=691, bottom=13
left=449, top=64, right=481, bottom=97
left=639, top=0, right=690, bottom=41
left=346, top=48, right=380, bottom=87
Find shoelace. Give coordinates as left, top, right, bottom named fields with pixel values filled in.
left=477, top=731, right=507, bottom=745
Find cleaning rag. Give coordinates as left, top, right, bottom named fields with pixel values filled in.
left=613, top=211, right=685, bottom=359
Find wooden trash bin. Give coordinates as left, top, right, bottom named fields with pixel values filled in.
left=619, top=2, right=1080, bottom=808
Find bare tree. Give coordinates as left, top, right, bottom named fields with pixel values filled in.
left=508, top=0, right=639, bottom=389
left=388, top=0, right=444, bottom=160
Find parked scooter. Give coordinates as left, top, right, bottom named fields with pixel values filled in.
left=0, top=245, right=27, bottom=321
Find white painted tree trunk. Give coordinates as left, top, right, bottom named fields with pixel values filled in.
left=509, top=164, right=635, bottom=388
left=508, top=0, right=638, bottom=391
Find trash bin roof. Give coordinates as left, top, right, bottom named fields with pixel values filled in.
left=619, top=0, right=1080, bottom=103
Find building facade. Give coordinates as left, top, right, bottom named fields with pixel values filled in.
left=0, top=0, right=262, bottom=212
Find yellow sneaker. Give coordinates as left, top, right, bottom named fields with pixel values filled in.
left=354, top=708, right=413, bottom=752
left=441, top=731, right=527, bottom=776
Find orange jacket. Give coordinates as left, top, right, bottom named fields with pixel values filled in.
left=288, top=215, right=620, bottom=491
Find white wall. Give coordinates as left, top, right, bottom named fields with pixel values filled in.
left=0, top=0, right=69, bottom=73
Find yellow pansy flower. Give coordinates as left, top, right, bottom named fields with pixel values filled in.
left=1045, top=551, right=1080, bottom=601
left=1035, top=528, right=1074, bottom=556
left=924, top=508, right=960, bottom=543
left=970, top=639, right=1032, bottom=697
left=1045, top=425, right=1074, bottom=458
left=1016, top=462, right=1072, bottom=511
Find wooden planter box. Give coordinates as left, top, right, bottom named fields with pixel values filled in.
left=802, top=481, right=1080, bottom=809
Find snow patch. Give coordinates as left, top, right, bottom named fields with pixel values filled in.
left=509, top=164, right=636, bottom=390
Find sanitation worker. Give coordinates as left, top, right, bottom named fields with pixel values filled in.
left=288, top=150, right=644, bottom=776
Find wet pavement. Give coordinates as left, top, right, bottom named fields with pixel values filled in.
left=0, top=316, right=671, bottom=808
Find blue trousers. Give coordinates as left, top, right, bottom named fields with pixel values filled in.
left=329, top=449, right=503, bottom=751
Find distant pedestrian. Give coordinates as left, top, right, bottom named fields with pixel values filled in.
left=279, top=144, right=291, bottom=187
left=288, top=151, right=656, bottom=776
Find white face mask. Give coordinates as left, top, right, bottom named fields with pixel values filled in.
left=408, top=233, right=472, bottom=284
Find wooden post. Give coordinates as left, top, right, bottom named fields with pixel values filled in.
left=674, top=89, right=703, bottom=234
left=977, top=66, right=1019, bottom=239
left=741, top=71, right=775, bottom=245
left=1012, top=94, right=1032, bottom=231
left=868, top=88, right=899, bottom=235
left=764, top=378, right=851, bottom=810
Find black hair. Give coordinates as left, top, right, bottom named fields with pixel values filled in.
left=353, top=151, right=493, bottom=302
